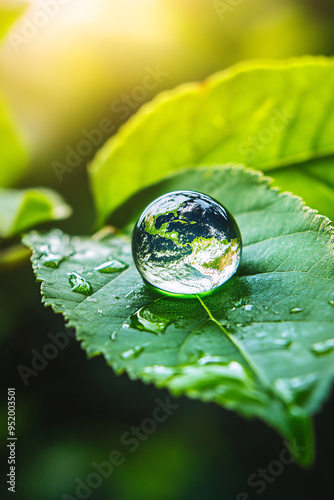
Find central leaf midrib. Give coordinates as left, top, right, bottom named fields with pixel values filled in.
left=196, top=294, right=271, bottom=387
left=196, top=296, right=300, bottom=419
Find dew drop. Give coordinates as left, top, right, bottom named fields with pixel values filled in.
left=186, top=350, right=206, bottom=363
left=38, top=239, right=73, bottom=267
left=98, top=309, right=103, bottom=314
left=274, top=373, right=317, bottom=404
left=328, top=300, right=334, bottom=306
left=311, top=338, right=334, bottom=355
left=194, top=355, right=225, bottom=365
left=143, top=365, right=175, bottom=377
left=121, top=346, right=145, bottom=359
left=110, top=331, right=118, bottom=341
left=126, top=305, right=172, bottom=335
left=68, top=272, right=93, bottom=296
left=244, top=304, right=253, bottom=311
left=132, top=190, right=242, bottom=296
left=40, top=253, right=64, bottom=268
left=94, top=259, right=128, bottom=274
left=271, top=338, right=292, bottom=347
left=289, top=307, right=304, bottom=314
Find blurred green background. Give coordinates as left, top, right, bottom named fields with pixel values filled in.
left=1, top=0, right=334, bottom=498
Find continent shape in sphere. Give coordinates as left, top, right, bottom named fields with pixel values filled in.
left=132, top=190, right=242, bottom=296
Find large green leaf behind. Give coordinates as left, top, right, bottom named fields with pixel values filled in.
left=89, top=57, right=334, bottom=225
left=24, top=166, right=334, bottom=465
left=0, top=92, right=29, bottom=187
left=0, top=2, right=30, bottom=186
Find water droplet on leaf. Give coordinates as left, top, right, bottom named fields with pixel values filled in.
left=110, top=331, right=118, bottom=341
left=94, top=259, right=128, bottom=273
left=289, top=307, right=304, bottom=314
left=186, top=350, right=206, bottom=363
left=126, top=305, right=172, bottom=335
left=271, top=338, right=292, bottom=347
left=244, top=304, right=253, bottom=311
left=68, top=272, right=93, bottom=296
left=38, top=239, right=73, bottom=267
left=40, top=253, right=64, bottom=268
left=121, top=346, right=145, bottom=359
left=274, top=373, right=317, bottom=405
left=311, top=339, right=334, bottom=355
left=132, top=190, right=242, bottom=296
left=328, top=300, right=334, bottom=306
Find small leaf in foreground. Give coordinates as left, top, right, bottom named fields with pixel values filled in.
left=24, top=166, right=334, bottom=466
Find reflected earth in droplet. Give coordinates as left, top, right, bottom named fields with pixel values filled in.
left=132, top=191, right=242, bottom=296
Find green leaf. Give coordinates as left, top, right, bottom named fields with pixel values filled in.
left=24, top=166, right=334, bottom=465
left=0, top=91, right=30, bottom=187
left=0, top=187, right=72, bottom=238
left=89, top=57, right=334, bottom=226
left=0, top=3, right=30, bottom=187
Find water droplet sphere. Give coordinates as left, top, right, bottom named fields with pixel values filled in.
left=132, top=191, right=242, bottom=296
